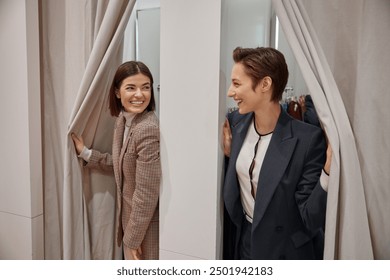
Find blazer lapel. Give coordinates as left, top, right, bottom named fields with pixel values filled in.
left=252, top=109, right=297, bottom=229
left=224, top=112, right=253, bottom=225
left=118, top=113, right=141, bottom=183
left=230, top=113, right=253, bottom=164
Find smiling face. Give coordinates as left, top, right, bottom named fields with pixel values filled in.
left=228, top=63, right=263, bottom=114
left=116, top=73, right=151, bottom=114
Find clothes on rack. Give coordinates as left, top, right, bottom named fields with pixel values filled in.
left=280, top=86, right=303, bottom=121
left=287, top=99, right=303, bottom=121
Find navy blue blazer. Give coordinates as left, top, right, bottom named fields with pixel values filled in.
left=223, top=108, right=327, bottom=259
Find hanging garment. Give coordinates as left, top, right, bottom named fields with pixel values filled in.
left=287, top=100, right=303, bottom=121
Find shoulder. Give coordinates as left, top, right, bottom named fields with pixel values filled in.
left=227, top=110, right=251, bottom=128
left=290, top=118, right=326, bottom=153
left=279, top=107, right=323, bottom=140
left=133, top=111, right=160, bottom=137
left=135, top=111, right=159, bottom=127
left=295, top=117, right=321, bottom=133
left=290, top=117, right=323, bottom=141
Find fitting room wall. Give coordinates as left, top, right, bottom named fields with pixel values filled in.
left=159, top=0, right=224, bottom=259
left=0, top=0, right=43, bottom=259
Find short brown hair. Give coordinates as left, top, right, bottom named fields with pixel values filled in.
left=233, top=47, right=289, bottom=102
left=108, top=61, right=156, bottom=116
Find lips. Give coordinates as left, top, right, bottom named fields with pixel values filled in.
left=130, top=101, right=144, bottom=105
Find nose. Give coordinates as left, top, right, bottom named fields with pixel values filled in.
left=227, top=85, right=235, bottom=97
left=134, top=88, right=142, bottom=97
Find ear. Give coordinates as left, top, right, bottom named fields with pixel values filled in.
left=260, top=76, right=272, bottom=92
left=115, top=89, right=120, bottom=99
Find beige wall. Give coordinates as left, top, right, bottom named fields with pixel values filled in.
left=0, top=0, right=43, bottom=259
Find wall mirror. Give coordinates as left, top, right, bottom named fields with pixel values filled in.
left=124, top=0, right=307, bottom=117
left=123, top=1, right=161, bottom=116
left=220, top=0, right=308, bottom=114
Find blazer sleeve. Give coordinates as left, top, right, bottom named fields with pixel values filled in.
left=295, top=127, right=327, bottom=232
left=303, top=95, right=321, bottom=127
left=84, top=149, right=114, bottom=173
left=123, top=122, right=161, bottom=249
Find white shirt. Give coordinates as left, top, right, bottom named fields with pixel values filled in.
left=236, top=118, right=272, bottom=222
left=235, top=118, right=329, bottom=223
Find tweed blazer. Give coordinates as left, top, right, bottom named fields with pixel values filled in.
left=224, top=108, right=327, bottom=259
left=86, top=110, right=161, bottom=259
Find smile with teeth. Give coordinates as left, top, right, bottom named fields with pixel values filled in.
left=130, top=101, right=144, bottom=105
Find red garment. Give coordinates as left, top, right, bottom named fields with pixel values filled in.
left=287, top=101, right=302, bottom=121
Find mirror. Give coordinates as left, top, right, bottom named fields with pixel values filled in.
left=123, top=1, right=161, bottom=117
left=220, top=0, right=308, bottom=112
left=136, top=7, right=161, bottom=116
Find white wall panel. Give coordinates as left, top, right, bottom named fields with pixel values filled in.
left=159, top=0, right=223, bottom=259
left=0, top=0, right=43, bottom=259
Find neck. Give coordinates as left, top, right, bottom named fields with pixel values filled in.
left=123, top=111, right=137, bottom=127
left=254, top=102, right=280, bottom=134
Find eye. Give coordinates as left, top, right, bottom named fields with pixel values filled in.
left=142, top=85, right=151, bottom=91
left=126, top=86, right=136, bottom=91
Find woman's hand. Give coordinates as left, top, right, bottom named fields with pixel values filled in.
left=131, top=247, right=142, bottom=260
left=324, top=143, right=332, bottom=175
left=223, top=118, right=232, bottom=157
left=71, top=133, right=84, bottom=155
left=124, top=245, right=142, bottom=260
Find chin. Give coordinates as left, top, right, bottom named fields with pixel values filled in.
left=125, top=107, right=146, bottom=114
left=238, top=107, right=249, bottom=115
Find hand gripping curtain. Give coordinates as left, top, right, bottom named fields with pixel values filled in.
left=299, top=0, right=390, bottom=259
left=272, top=0, right=373, bottom=259
left=63, top=0, right=135, bottom=259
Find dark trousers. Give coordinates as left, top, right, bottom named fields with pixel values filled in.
left=238, top=217, right=252, bottom=260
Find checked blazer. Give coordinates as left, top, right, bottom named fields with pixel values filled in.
left=86, top=110, right=161, bottom=260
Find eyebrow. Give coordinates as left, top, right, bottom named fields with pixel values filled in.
left=124, top=82, right=151, bottom=87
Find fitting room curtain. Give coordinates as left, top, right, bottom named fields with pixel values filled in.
left=273, top=0, right=390, bottom=259
left=41, top=0, right=135, bottom=259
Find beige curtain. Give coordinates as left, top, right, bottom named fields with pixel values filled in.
left=274, top=0, right=390, bottom=259
left=41, top=0, right=135, bottom=259
left=300, top=0, right=390, bottom=260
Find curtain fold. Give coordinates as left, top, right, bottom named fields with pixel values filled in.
left=63, top=0, right=135, bottom=260
left=300, top=0, right=390, bottom=260
left=42, top=0, right=135, bottom=259
left=272, top=0, right=374, bottom=259
left=41, top=0, right=97, bottom=260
